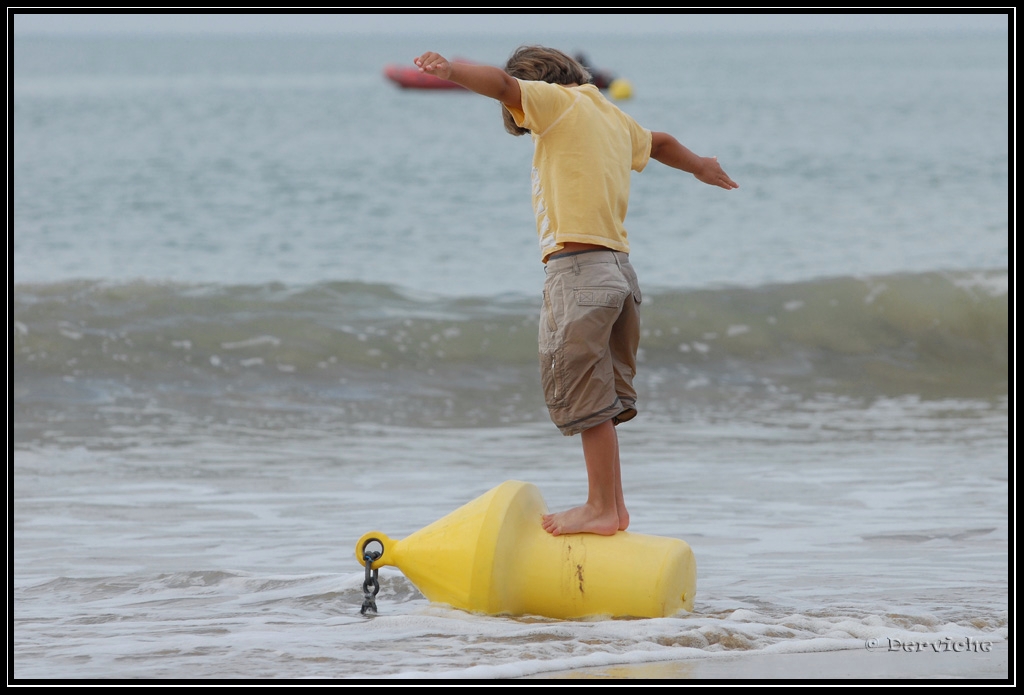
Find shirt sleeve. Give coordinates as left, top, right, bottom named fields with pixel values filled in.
left=628, top=118, right=653, bottom=173
left=506, top=79, right=578, bottom=135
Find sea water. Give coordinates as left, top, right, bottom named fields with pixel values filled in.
left=12, top=29, right=1009, bottom=680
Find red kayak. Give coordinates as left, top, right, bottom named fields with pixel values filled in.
left=383, top=64, right=467, bottom=90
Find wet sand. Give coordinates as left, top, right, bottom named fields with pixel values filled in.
left=520, top=640, right=1009, bottom=681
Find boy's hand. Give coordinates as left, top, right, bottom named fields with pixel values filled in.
left=694, top=156, right=739, bottom=190
left=414, top=52, right=452, bottom=81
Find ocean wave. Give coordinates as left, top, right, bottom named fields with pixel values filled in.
left=12, top=269, right=1009, bottom=428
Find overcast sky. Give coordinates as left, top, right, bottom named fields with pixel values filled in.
left=10, top=12, right=1011, bottom=36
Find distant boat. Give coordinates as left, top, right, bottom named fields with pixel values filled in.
left=383, top=63, right=468, bottom=91
left=589, top=69, right=616, bottom=90
left=573, top=52, right=616, bottom=90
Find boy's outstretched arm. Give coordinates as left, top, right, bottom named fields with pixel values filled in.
left=415, top=52, right=522, bottom=111
left=650, top=131, right=738, bottom=190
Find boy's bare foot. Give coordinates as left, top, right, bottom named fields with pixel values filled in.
left=618, top=508, right=630, bottom=532
left=541, top=504, right=620, bottom=536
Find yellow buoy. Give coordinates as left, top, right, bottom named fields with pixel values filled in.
left=608, top=78, right=633, bottom=101
left=356, top=480, right=696, bottom=619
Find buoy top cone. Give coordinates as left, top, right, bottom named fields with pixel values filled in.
left=357, top=480, right=696, bottom=619
left=356, top=481, right=536, bottom=613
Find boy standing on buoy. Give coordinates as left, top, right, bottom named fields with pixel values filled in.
left=415, top=46, right=738, bottom=536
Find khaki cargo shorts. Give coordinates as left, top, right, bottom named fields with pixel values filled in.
left=539, top=249, right=642, bottom=436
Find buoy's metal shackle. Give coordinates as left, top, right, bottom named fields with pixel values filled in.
left=356, top=531, right=392, bottom=571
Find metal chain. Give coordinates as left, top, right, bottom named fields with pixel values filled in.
left=360, top=546, right=382, bottom=615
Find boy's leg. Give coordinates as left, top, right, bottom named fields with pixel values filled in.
left=539, top=251, right=639, bottom=536
left=541, top=418, right=627, bottom=536
left=608, top=423, right=629, bottom=531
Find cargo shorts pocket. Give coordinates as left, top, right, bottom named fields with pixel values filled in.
left=618, top=261, right=642, bottom=305
left=574, top=286, right=627, bottom=308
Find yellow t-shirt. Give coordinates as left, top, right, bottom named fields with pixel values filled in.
left=505, top=80, right=652, bottom=262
